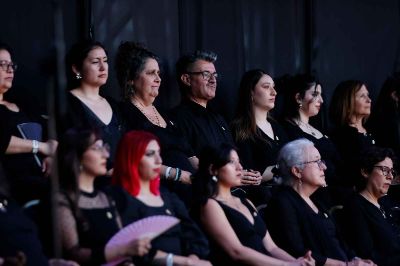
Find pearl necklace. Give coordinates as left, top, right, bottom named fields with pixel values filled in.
left=132, top=100, right=162, bottom=127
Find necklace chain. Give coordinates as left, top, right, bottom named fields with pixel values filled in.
left=132, top=100, right=162, bottom=127
left=295, top=119, right=318, bottom=136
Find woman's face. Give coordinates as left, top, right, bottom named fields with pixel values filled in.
left=81, top=139, right=109, bottom=177
left=364, top=157, right=394, bottom=198
left=139, top=140, right=162, bottom=181
left=0, top=49, right=14, bottom=94
left=76, top=46, right=108, bottom=88
left=298, top=146, right=327, bottom=188
left=252, top=74, right=276, bottom=111
left=353, top=85, right=371, bottom=118
left=299, top=84, right=323, bottom=118
left=132, top=58, right=161, bottom=105
left=217, top=150, right=243, bottom=188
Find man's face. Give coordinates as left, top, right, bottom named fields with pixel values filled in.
left=185, top=59, right=217, bottom=103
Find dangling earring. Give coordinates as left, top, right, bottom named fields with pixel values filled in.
left=212, top=176, right=218, bottom=182
left=75, top=73, right=82, bottom=80
left=298, top=102, right=303, bottom=109
left=298, top=178, right=302, bottom=186
left=79, top=164, right=83, bottom=172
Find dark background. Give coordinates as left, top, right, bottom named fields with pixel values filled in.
left=2, top=0, right=400, bottom=125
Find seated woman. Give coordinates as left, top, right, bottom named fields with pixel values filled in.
left=340, top=146, right=400, bottom=266
left=277, top=74, right=344, bottom=205
left=193, top=143, right=314, bottom=266
left=115, top=42, right=196, bottom=205
left=0, top=42, right=57, bottom=204
left=329, top=80, right=375, bottom=189
left=63, top=40, right=124, bottom=172
left=230, top=69, right=288, bottom=205
left=55, top=128, right=150, bottom=266
left=264, top=139, right=374, bottom=266
left=112, top=130, right=210, bottom=266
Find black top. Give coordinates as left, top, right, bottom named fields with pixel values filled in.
left=121, top=100, right=195, bottom=172
left=232, top=119, right=288, bottom=173
left=282, top=120, right=343, bottom=186
left=0, top=105, right=47, bottom=204
left=209, top=197, right=269, bottom=266
left=341, top=194, right=400, bottom=266
left=62, top=93, right=125, bottom=169
left=0, top=195, right=49, bottom=266
left=0, top=105, right=12, bottom=157
left=169, top=99, right=234, bottom=155
left=330, top=125, right=376, bottom=187
left=109, top=186, right=209, bottom=264
left=264, top=186, right=353, bottom=266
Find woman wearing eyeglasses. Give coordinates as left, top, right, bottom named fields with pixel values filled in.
left=340, top=146, right=400, bottom=266
left=53, top=127, right=151, bottom=266
left=115, top=42, right=197, bottom=205
left=264, top=139, right=374, bottom=266
left=0, top=42, right=57, bottom=204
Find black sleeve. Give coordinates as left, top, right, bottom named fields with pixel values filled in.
left=0, top=106, right=12, bottom=156
left=265, top=196, right=328, bottom=266
left=164, top=191, right=210, bottom=259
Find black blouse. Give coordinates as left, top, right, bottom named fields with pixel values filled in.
left=265, top=186, right=353, bottom=266
left=232, top=119, right=288, bottom=174
left=62, top=93, right=125, bottom=169
left=121, top=101, right=195, bottom=172
left=341, top=194, right=400, bottom=266
left=0, top=105, right=12, bottom=156
left=109, top=186, right=209, bottom=264
left=169, top=99, right=234, bottom=156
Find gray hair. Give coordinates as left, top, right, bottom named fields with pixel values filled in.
left=277, top=138, right=315, bottom=184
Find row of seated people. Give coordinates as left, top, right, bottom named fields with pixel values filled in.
left=2, top=39, right=400, bottom=208
left=1, top=39, right=400, bottom=265
left=2, top=126, right=399, bottom=265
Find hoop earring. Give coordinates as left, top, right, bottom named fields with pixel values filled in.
left=75, top=73, right=82, bottom=80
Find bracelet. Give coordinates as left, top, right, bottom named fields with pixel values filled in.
left=166, top=253, right=174, bottom=266
left=174, top=168, right=181, bottom=182
left=32, top=140, right=39, bottom=154
left=165, top=167, right=172, bottom=179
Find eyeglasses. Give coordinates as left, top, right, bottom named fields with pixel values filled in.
left=373, top=165, right=396, bottom=178
left=186, top=71, right=219, bottom=81
left=90, top=143, right=110, bottom=154
left=298, top=159, right=326, bottom=170
left=0, top=61, right=18, bottom=72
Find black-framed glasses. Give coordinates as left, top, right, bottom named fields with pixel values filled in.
left=298, top=159, right=326, bottom=170
left=373, top=165, right=396, bottom=178
left=0, top=61, right=18, bottom=72
left=186, top=71, right=218, bottom=80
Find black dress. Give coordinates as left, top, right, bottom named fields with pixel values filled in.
left=121, top=101, right=195, bottom=173
left=0, top=195, right=49, bottom=266
left=62, top=93, right=125, bottom=169
left=209, top=197, right=270, bottom=266
left=264, top=186, right=353, bottom=266
left=110, top=186, right=209, bottom=265
left=282, top=120, right=348, bottom=206
left=57, top=189, right=121, bottom=266
left=330, top=125, right=376, bottom=188
left=340, top=194, right=400, bottom=266
left=0, top=105, right=47, bottom=204
left=231, top=119, right=288, bottom=206
left=0, top=105, right=12, bottom=156
left=169, top=99, right=234, bottom=156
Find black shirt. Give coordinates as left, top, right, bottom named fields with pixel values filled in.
left=341, top=194, right=400, bottom=266
left=169, top=99, right=234, bottom=155
left=0, top=105, right=12, bottom=157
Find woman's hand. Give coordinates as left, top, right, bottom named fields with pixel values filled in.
left=188, top=156, right=199, bottom=170
left=180, top=170, right=193, bottom=185
left=296, top=250, right=314, bottom=266
left=125, top=237, right=151, bottom=257
left=348, top=258, right=376, bottom=266
left=241, top=169, right=262, bottom=185
left=42, top=156, right=53, bottom=176
left=48, top=258, right=80, bottom=266
left=39, top=139, right=58, bottom=156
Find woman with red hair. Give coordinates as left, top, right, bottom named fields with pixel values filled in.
left=112, top=130, right=211, bottom=266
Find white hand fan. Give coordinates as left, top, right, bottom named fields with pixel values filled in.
left=103, top=215, right=180, bottom=266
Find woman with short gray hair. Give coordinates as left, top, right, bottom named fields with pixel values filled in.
left=264, top=139, right=374, bottom=266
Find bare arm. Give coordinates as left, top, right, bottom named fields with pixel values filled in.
left=6, top=136, right=57, bottom=156
left=201, top=199, right=296, bottom=266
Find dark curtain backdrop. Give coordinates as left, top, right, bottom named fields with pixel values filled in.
left=1, top=0, right=400, bottom=124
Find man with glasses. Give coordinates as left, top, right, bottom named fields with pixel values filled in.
left=170, top=50, right=234, bottom=156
